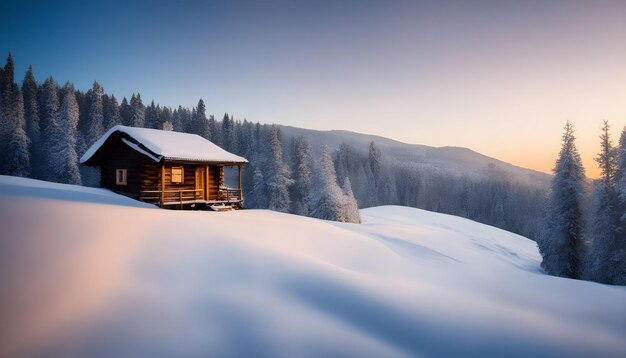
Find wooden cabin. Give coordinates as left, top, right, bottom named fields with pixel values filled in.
left=80, top=125, right=248, bottom=210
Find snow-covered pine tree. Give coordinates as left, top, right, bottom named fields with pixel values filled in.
left=129, top=93, right=145, bottom=127
left=537, top=121, right=587, bottom=279
left=587, top=121, right=621, bottom=283
left=617, top=127, right=626, bottom=207
left=192, top=99, right=210, bottom=138
left=49, top=83, right=81, bottom=185
left=341, top=176, right=361, bottom=223
left=77, top=81, right=105, bottom=186
left=266, top=125, right=293, bottom=212
left=4, top=90, right=31, bottom=177
left=290, top=136, right=314, bottom=215
left=239, top=120, right=256, bottom=201
left=103, top=94, right=121, bottom=130
left=85, top=81, right=104, bottom=147
left=233, top=118, right=242, bottom=154
left=608, top=125, right=626, bottom=284
left=238, top=119, right=254, bottom=158
left=368, top=140, right=382, bottom=205
left=334, top=143, right=352, bottom=185
left=0, top=63, right=5, bottom=168
left=0, top=53, right=16, bottom=174
left=171, top=106, right=183, bottom=132
left=309, top=145, right=344, bottom=221
left=22, top=65, right=40, bottom=175
left=252, top=167, right=268, bottom=208
left=38, top=77, right=60, bottom=181
left=369, top=141, right=382, bottom=182
left=120, top=97, right=131, bottom=126
left=144, top=100, right=157, bottom=128
left=0, top=53, right=31, bottom=176
left=158, top=105, right=171, bottom=130
left=222, top=113, right=234, bottom=151
left=181, top=107, right=193, bottom=133
left=208, top=114, right=219, bottom=144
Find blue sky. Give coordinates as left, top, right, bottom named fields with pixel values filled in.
left=2, top=0, right=626, bottom=176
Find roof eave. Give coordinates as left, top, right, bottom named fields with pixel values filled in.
left=162, top=157, right=248, bottom=165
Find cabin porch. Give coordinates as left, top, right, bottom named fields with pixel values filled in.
left=139, top=162, right=244, bottom=210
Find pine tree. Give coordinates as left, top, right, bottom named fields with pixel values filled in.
left=0, top=63, right=4, bottom=165
left=239, top=119, right=254, bottom=157
left=85, top=81, right=104, bottom=147
left=232, top=118, right=242, bottom=154
left=340, top=176, right=361, bottom=223
left=208, top=114, right=219, bottom=143
left=586, top=122, right=622, bottom=283
left=120, top=97, right=131, bottom=126
left=0, top=53, right=16, bottom=174
left=129, top=93, right=145, bottom=127
left=369, top=141, right=383, bottom=205
left=103, top=94, right=121, bottom=130
left=50, top=83, right=81, bottom=184
left=616, top=127, right=626, bottom=220
left=77, top=81, right=105, bottom=186
left=0, top=54, right=31, bottom=176
left=192, top=99, right=209, bottom=138
left=537, top=121, right=587, bottom=279
left=369, top=141, right=382, bottom=183
left=290, top=136, right=314, bottom=215
left=252, top=167, right=268, bottom=208
left=309, top=146, right=345, bottom=221
left=145, top=100, right=157, bottom=128
left=22, top=65, right=40, bottom=175
left=4, top=90, right=31, bottom=176
left=158, top=105, right=171, bottom=130
left=38, top=77, right=60, bottom=181
left=222, top=113, right=233, bottom=150
left=612, top=126, right=626, bottom=284
left=266, top=125, right=293, bottom=212
left=171, top=107, right=182, bottom=132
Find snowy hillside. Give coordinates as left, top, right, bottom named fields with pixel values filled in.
left=0, top=176, right=624, bottom=357
left=279, top=125, right=551, bottom=185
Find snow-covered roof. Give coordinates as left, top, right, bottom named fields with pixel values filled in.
left=80, top=125, right=248, bottom=164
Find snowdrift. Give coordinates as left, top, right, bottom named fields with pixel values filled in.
left=0, top=176, right=624, bottom=357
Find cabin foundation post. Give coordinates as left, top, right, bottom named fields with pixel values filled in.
left=160, top=162, right=165, bottom=207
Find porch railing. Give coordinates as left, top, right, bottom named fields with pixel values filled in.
left=140, top=187, right=242, bottom=207
left=217, top=187, right=242, bottom=203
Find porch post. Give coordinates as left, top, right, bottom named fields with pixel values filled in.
left=160, top=162, right=165, bottom=207
left=205, top=165, right=209, bottom=201
left=238, top=164, right=243, bottom=202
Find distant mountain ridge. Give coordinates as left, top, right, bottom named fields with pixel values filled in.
left=278, top=125, right=551, bottom=187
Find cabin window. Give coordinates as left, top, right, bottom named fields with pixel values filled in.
left=171, top=167, right=184, bottom=184
left=116, top=169, right=127, bottom=185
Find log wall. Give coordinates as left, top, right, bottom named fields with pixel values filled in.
left=88, top=133, right=239, bottom=207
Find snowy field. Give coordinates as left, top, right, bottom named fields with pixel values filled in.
left=0, top=176, right=624, bottom=357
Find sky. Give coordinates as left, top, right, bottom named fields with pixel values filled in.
left=1, top=0, right=625, bottom=178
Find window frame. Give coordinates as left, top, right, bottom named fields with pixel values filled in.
left=171, top=166, right=184, bottom=184
left=116, top=169, right=128, bottom=185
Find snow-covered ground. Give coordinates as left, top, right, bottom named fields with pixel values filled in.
left=0, top=175, right=624, bottom=357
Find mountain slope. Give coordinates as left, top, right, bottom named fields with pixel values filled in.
left=278, top=125, right=551, bottom=185
left=0, top=176, right=623, bottom=357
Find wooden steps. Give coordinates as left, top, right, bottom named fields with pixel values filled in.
left=208, top=204, right=236, bottom=212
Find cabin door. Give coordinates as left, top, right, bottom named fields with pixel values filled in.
left=195, top=167, right=205, bottom=200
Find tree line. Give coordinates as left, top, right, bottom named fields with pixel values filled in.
left=0, top=54, right=361, bottom=223
left=537, top=121, right=626, bottom=285
left=1, top=53, right=550, bottom=237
